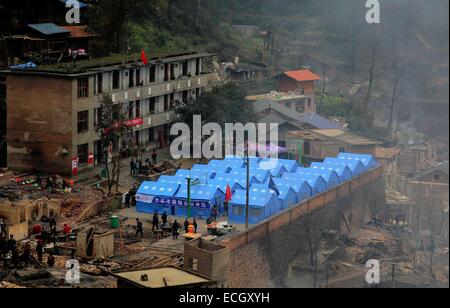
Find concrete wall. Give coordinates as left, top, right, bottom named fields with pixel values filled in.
left=220, top=166, right=387, bottom=288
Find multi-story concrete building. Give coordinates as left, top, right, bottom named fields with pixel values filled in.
left=3, top=51, right=218, bottom=175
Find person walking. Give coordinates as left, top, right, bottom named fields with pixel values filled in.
left=184, top=219, right=190, bottom=233
left=135, top=218, right=144, bottom=239
left=152, top=213, right=159, bottom=232
left=193, top=219, right=198, bottom=234
left=152, top=150, right=158, bottom=165
left=125, top=192, right=131, bottom=208
left=161, top=212, right=168, bottom=225
left=172, top=220, right=180, bottom=240
left=130, top=159, right=136, bottom=176
left=36, top=239, right=44, bottom=263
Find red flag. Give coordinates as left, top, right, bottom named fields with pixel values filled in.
left=225, top=184, right=232, bottom=202
left=141, top=49, right=149, bottom=65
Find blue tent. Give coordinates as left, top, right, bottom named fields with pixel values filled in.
left=208, top=159, right=244, bottom=171
left=296, top=167, right=340, bottom=189
left=311, top=162, right=353, bottom=183
left=272, top=184, right=297, bottom=210
left=259, top=158, right=300, bottom=173
left=228, top=189, right=280, bottom=225
left=174, top=169, right=214, bottom=183
left=157, top=175, right=185, bottom=185
left=338, top=153, right=378, bottom=169
left=204, top=179, right=241, bottom=194
left=174, top=184, right=225, bottom=218
left=136, top=182, right=180, bottom=214
left=247, top=168, right=272, bottom=183
left=324, top=157, right=366, bottom=176
left=214, top=173, right=248, bottom=190
left=272, top=178, right=313, bottom=204
left=262, top=165, right=287, bottom=178
left=282, top=172, right=328, bottom=194
left=190, top=164, right=218, bottom=178
left=250, top=184, right=281, bottom=214
left=10, top=62, right=38, bottom=70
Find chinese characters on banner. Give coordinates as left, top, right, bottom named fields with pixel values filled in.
left=136, top=195, right=210, bottom=209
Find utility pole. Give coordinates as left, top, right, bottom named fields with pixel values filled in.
left=244, top=146, right=250, bottom=230
left=187, top=177, right=192, bottom=219
left=186, top=177, right=200, bottom=219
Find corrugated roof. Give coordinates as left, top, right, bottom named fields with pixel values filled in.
left=28, top=23, right=70, bottom=36
left=299, top=113, right=343, bottom=130
left=284, top=69, right=321, bottom=82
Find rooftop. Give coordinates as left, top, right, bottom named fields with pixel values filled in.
left=288, top=129, right=381, bottom=146
left=28, top=23, right=70, bottom=36
left=374, top=147, right=401, bottom=159
left=3, top=51, right=213, bottom=76
left=60, top=25, right=99, bottom=38
left=283, top=69, right=321, bottom=82
left=113, top=267, right=213, bottom=288
left=247, top=91, right=307, bottom=101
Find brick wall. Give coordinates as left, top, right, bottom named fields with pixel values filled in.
left=6, top=75, right=74, bottom=175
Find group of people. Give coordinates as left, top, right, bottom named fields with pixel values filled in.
left=130, top=150, right=159, bottom=176
left=134, top=212, right=201, bottom=241
left=0, top=218, right=67, bottom=269
left=124, top=186, right=138, bottom=208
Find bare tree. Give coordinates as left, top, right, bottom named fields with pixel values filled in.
left=96, top=95, right=135, bottom=194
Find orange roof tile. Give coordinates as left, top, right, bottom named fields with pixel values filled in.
left=284, top=69, right=321, bottom=82
left=60, top=25, right=98, bottom=38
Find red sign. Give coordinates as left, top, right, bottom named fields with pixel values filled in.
left=88, top=153, right=94, bottom=165
left=72, top=157, right=79, bottom=176
left=104, top=117, right=144, bottom=134
left=125, top=117, right=144, bottom=127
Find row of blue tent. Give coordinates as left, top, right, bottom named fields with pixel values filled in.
left=136, top=153, right=378, bottom=224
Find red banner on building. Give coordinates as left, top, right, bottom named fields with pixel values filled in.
left=125, top=117, right=144, bottom=127
left=104, top=117, right=144, bottom=134
left=88, top=153, right=94, bottom=165
left=72, top=157, right=79, bottom=176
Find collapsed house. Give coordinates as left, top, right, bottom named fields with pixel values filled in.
left=0, top=197, right=60, bottom=240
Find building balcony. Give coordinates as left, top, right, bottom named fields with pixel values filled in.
left=103, top=72, right=218, bottom=104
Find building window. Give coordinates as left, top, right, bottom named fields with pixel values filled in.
left=149, top=65, right=156, bottom=83
left=164, top=95, right=169, bottom=111
left=128, top=102, right=134, bottom=119
left=339, top=147, right=346, bottom=153
left=304, top=141, right=311, bottom=155
left=129, top=68, right=135, bottom=88
left=149, top=97, right=156, bottom=114
left=96, top=73, right=103, bottom=94
left=112, top=71, right=120, bottom=90
left=77, top=144, right=89, bottom=165
left=148, top=128, right=155, bottom=143
left=77, top=111, right=89, bottom=133
left=94, top=108, right=103, bottom=128
left=77, top=78, right=89, bottom=98
left=135, top=100, right=141, bottom=117
left=136, top=68, right=142, bottom=86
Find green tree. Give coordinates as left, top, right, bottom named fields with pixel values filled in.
left=96, top=95, right=135, bottom=194
left=175, top=83, right=255, bottom=127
